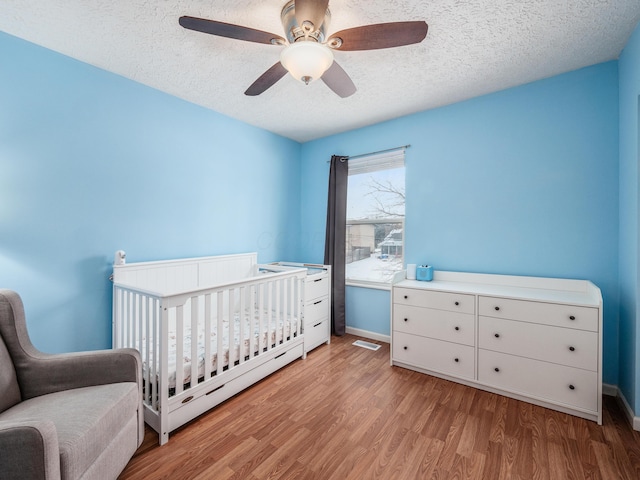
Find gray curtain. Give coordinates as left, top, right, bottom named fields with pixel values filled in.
left=324, top=155, right=348, bottom=336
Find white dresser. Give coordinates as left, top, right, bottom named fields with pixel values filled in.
left=269, top=262, right=331, bottom=353
left=391, top=271, right=602, bottom=423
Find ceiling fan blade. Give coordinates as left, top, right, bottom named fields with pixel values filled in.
left=245, top=62, right=288, bottom=96
left=179, top=16, right=285, bottom=45
left=328, top=21, right=428, bottom=51
left=294, top=0, right=329, bottom=31
left=321, top=61, right=356, bottom=98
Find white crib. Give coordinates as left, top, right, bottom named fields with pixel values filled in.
left=112, top=252, right=306, bottom=445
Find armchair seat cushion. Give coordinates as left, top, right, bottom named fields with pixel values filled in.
left=0, top=382, right=139, bottom=480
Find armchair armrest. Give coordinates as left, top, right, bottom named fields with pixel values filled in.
left=16, top=348, right=142, bottom=401
left=0, top=419, right=60, bottom=480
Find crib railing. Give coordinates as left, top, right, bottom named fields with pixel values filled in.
left=113, top=267, right=306, bottom=415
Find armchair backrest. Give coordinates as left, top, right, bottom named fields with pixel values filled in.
left=0, top=291, right=23, bottom=413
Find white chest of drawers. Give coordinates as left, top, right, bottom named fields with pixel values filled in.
left=269, top=262, right=331, bottom=353
left=391, top=271, right=603, bottom=424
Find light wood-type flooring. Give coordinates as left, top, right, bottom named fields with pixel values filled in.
left=120, top=334, right=640, bottom=479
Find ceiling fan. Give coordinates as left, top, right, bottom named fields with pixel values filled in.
left=179, top=0, right=428, bottom=98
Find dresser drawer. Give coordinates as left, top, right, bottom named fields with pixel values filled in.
left=478, top=349, right=598, bottom=412
left=305, top=296, right=329, bottom=323
left=394, top=304, right=474, bottom=346
left=306, top=275, right=329, bottom=301
left=479, top=316, right=597, bottom=371
left=305, top=317, right=329, bottom=352
left=394, top=288, right=475, bottom=315
left=478, top=296, right=598, bottom=332
left=393, top=331, right=474, bottom=379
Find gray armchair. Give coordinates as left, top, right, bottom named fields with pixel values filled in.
left=0, top=289, right=143, bottom=480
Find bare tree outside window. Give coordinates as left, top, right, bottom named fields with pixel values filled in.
left=365, top=176, right=405, bottom=218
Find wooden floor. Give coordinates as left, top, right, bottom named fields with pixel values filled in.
left=120, top=334, right=640, bottom=480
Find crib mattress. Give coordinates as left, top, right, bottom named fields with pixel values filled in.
left=142, top=311, right=299, bottom=391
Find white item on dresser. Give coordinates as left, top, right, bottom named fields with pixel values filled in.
left=268, top=262, right=332, bottom=353
left=407, top=264, right=417, bottom=280
left=112, top=252, right=307, bottom=445
left=391, top=270, right=603, bottom=424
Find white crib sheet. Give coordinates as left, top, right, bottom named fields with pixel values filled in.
left=142, top=310, right=298, bottom=391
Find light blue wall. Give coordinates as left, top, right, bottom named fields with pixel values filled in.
left=300, top=62, right=620, bottom=384
left=0, top=32, right=301, bottom=353
left=618, top=22, right=640, bottom=413
left=345, top=286, right=391, bottom=336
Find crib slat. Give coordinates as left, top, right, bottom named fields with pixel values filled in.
left=133, top=293, right=139, bottom=349
left=267, top=282, right=273, bottom=350
left=137, top=294, right=143, bottom=353
left=113, top=288, right=121, bottom=347
left=152, top=298, right=159, bottom=410
left=146, top=297, right=152, bottom=407
left=217, top=291, right=224, bottom=376
left=291, top=279, right=295, bottom=336
left=249, top=285, right=256, bottom=360
left=297, top=277, right=302, bottom=335
left=175, top=304, right=184, bottom=395
left=273, top=280, right=284, bottom=345
left=258, top=282, right=265, bottom=354
left=228, top=288, right=235, bottom=366
left=204, top=293, right=212, bottom=381
left=289, top=277, right=295, bottom=337
left=143, top=296, right=150, bottom=405
left=239, top=286, right=245, bottom=365
left=124, top=289, right=130, bottom=346
left=159, top=303, right=170, bottom=444
left=127, top=291, right=134, bottom=347
left=280, top=278, right=291, bottom=342
left=190, top=296, right=199, bottom=389
left=112, top=288, right=119, bottom=347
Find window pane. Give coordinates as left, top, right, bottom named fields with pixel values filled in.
left=346, top=165, right=405, bottom=284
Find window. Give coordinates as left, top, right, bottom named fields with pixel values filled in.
left=346, top=148, right=405, bottom=285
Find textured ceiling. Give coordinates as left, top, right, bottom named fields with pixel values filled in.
left=1, top=1, right=639, bottom=142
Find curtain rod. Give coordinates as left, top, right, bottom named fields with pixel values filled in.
left=327, top=144, right=411, bottom=162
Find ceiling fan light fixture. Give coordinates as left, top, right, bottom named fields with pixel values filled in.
left=280, top=41, right=334, bottom=85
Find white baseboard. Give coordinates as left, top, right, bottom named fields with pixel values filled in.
left=615, top=387, right=640, bottom=431
left=602, top=383, right=617, bottom=397
left=345, top=327, right=390, bottom=344
left=602, top=383, right=640, bottom=431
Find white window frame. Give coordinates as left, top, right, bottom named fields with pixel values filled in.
left=345, top=147, right=406, bottom=290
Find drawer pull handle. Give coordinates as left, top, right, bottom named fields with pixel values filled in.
left=313, top=300, right=323, bottom=305
left=404, top=295, right=408, bottom=299
left=569, top=346, right=575, bottom=352
left=494, top=333, right=500, bottom=338
left=495, top=306, right=500, bottom=311
left=403, top=346, right=408, bottom=350
left=455, top=301, right=459, bottom=306
left=206, top=384, right=225, bottom=395
left=494, top=367, right=500, bottom=372
left=314, top=278, right=323, bottom=282
left=454, top=358, right=459, bottom=362
left=569, top=315, right=576, bottom=320
left=455, top=326, right=460, bottom=331
left=569, top=384, right=575, bottom=390
left=313, top=322, right=322, bottom=328
left=404, top=318, right=408, bottom=322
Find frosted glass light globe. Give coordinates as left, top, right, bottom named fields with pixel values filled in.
left=280, top=41, right=334, bottom=85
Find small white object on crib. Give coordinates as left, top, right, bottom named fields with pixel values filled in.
left=114, top=250, right=126, bottom=265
